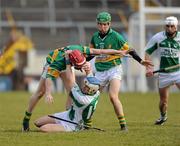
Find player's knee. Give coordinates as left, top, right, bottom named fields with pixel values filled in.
left=39, top=125, right=50, bottom=132
left=34, top=120, right=41, bottom=127
left=161, top=102, right=168, bottom=107
left=109, top=93, right=118, bottom=101
left=109, top=96, right=119, bottom=105
left=160, top=97, right=168, bottom=104
left=39, top=91, right=45, bottom=98
left=35, top=90, right=45, bottom=99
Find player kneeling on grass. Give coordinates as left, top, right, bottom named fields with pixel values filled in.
left=34, top=61, right=101, bottom=132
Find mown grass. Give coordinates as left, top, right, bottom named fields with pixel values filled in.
left=0, top=91, right=180, bottom=146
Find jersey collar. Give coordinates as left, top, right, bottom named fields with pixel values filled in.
left=98, top=28, right=112, bottom=39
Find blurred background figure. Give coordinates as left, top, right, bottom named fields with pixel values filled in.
left=0, top=9, right=34, bottom=91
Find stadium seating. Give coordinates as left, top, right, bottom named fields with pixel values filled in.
left=0, top=0, right=133, bottom=49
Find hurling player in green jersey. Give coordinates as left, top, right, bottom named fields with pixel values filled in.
left=22, top=44, right=128, bottom=132
left=145, top=16, right=180, bottom=125
left=89, top=12, right=153, bottom=131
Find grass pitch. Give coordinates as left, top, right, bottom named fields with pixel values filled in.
left=0, top=91, right=180, bottom=146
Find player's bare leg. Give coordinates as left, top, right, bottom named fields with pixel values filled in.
left=109, top=79, right=127, bottom=131
left=34, top=116, right=66, bottom=132
left=22, top=78, right=46, bottom=131
left=34, top=115, right=55, bottom=127
left=27, top=78, right=46, bottom=112
left=39, top=124, right=66, bottom=132
left=155, top=86, right=169, bottom=125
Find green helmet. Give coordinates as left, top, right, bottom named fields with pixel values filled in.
left=96, top=12, right=111, bottom=23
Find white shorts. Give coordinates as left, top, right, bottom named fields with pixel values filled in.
left=158, top=70, right=180, bottom=88
left=41, top=62, right=49, bottom=79
left=94, top=65, right=123, bottom=87
left=89, top=57, right=96, bottom=73
left=54, top=111, right=76, bottom=132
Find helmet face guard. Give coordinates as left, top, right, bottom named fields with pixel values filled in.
left=83, top=76, right=100, bottom=95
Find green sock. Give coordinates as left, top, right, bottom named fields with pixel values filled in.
left=23, top=111, right=32, bottom=122
left=118, top=115, right=126, bottom=128
left=161, top=112, right=167, bottom=118
left=84, top=118, right=93, bottom=128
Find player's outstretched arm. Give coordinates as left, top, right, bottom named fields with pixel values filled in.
left=90, top=48, right=128, bottom=56
left=128, top=48, right=154, bottom=67
left=144, top=53, right=154, bottom=77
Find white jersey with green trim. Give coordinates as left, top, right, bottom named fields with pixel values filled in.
left=145, top=31, right=180, bottom=72
left=68, top=83, right=100, bottom=124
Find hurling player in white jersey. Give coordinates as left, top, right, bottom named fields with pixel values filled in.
left=34, top=60, right=101, bottom=132
left=145, top=16, right=180, bottom=125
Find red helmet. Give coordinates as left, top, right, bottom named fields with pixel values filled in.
left=69, top=50, right=86, bottom=69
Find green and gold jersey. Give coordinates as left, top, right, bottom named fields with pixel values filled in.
left=46, top=45, right=91, bottom=79
left=145, top=31, right=180, bottom=73
left=91, top=29, right=130, bottom=71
